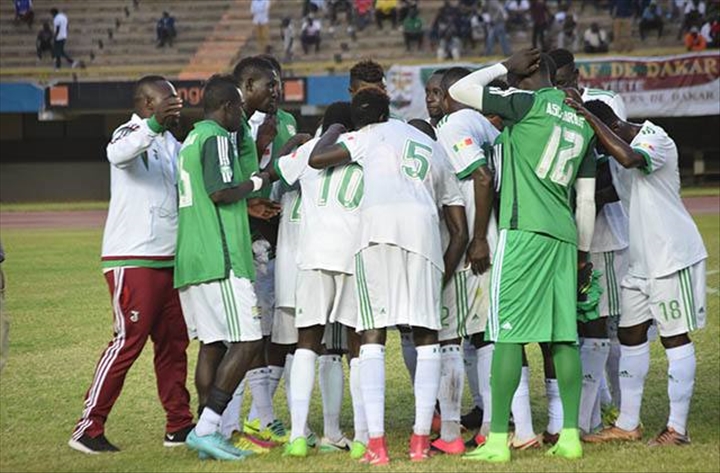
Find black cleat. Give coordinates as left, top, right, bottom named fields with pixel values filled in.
left=164, top=423, right=195, bottom=447
left=68, top=434, right=120, bottom=454
left=460, top=406, right=484, bottom=430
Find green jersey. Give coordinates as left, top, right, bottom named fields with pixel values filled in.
left=272, top=109, right=297, bottom=159
left=174, top=119, right=255, bottom=288
left=483, top=87, right=596, bottom=245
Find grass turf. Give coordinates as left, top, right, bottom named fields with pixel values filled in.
left=0, top=214, right=718, bottom=472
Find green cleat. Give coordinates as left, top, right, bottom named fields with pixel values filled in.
left=349, top=440, right=367, bottom=460
left=462, top=433, right=511, bottom=463
left=283, top=437, right=308, bottom=457
left=546, top=428, right=583, bottom=459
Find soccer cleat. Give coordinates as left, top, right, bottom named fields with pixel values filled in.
left=307, top=431, right=318, bottom=448
left=319, top=435, right=352, bottom=453
left=464, top=431, right=487, bottom=449
left=601, top=403, right=620, bottom=426
left=68, top=434, right=120, bottom=454
left=283, top=437, right=309, bottom=457
left=460, top=406, right=484, bottom=430
left=546, top=429, right=583, bottom=459
left=244, top=418, right=290, bottom=444
left=164, top=423, right=195, bottom=447
left=582, top=424, right=643, bottom=444
left=360, top=436, right=389, bottom=465
left=409, top=433, right=433, bottom=461
left=431, top=437, right=465, bottom=455
left=234, top=434, right=271, bottom=454
left=349, top=440, right=367, bottom=460
left=462, top=433, right=511, bottom=463
left=542, top=430, right=560, bottom=446
left=185, top=429, right=253, bottom=461
left=508, top=433, right=542, bottom=450
left=647, top=427, right=691, bottom=447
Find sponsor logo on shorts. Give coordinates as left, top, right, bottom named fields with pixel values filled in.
left=501, top=321, right=512, bottom=331
left=130, top=310, right=140, bottom=323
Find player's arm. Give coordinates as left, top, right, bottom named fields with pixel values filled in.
left=467, top=165, right=495, bottom=275
left=575, top=143, right=597, bottom=298
left=594, top=158, right=619, bottom=213
left=442, top=205, right=469, bottom=287
left=308, top=124, right=352, bottom=169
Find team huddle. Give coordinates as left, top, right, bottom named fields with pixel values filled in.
left=67, top=48, right=708, bottom=465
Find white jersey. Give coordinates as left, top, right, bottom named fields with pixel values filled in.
left=271, top=181, right=301, bottom=307
left=626, top=121, right=707, bottom=278
left=436, top=108, right=500, bottom=261
left=582, top=88, right=630, bottom=253
left=54, top=12, right=69, bottom=40
left=276, top=137, right=362, bottom=274
left=102, top=114, right=181, bottom=263
left=338, top=120, right=452, bottom=270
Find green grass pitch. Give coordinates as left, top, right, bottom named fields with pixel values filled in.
left=0, top=214, right=717, bottom=472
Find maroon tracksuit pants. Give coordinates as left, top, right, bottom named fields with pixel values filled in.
left=71, top=267, right=193, bottom=440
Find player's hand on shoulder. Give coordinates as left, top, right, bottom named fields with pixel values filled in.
left=247, top=197, right=281, bottom=220
left=155, top=96, right=183, bottom=128
left=502, top=48, right=541, bottom=76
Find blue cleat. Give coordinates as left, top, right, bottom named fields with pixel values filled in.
left=186, top=429, right=254, bottom=461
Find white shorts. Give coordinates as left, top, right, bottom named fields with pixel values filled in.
left=620, top=260, right=707, bottom=338
left=354, top=244, right=442, bottom=332
left=439, top=268, right=489, bottom=342
left=295, top=269, right=357, bottom=329
left=275, top=255, right=297, bottom=310
left=590, top=248, right=628, bottom=319
left=179, top=271, right=262, bottom=344
left=271, top=307, right=298, bottom=345
left=254, top=258, right=275, bottom=337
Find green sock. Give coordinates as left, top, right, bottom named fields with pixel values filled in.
left=489, top=343, right=523, bottom=433
left=552, top=342, right=582, bottom=429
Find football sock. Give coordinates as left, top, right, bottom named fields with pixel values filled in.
left=197, top=387, right=233, bottom=436
left=599, top=375, right=613, bottom=406
left=511, top=366, right=535, bottom=441
left=414, top=344, right=441, bottom=436
left=246, top=367, right=274, bottom=427
left=350, top=357, right=369, bottom=444
left=284, top=353, right=294, bottom=416
left=360, top=344, right=386, bottom=438
left=615, top=342, right=650, bottom=431
left=290, top=349, right=317, bottom=441
left=545, top=378, right=563, bottom=434
left=666, top=342, right=695, bottom=435
left=552, top=342, right=582, bottom=430
left=438, top=344, right=463, bottom=441
left=607, top=339, right=622, bottom=406
left=476, top=344, right=494, bottom=428
left=489, top=343, right=522, bottom=434
left=319, top=354, right=344, bottom=441
left=268, top=365, right=284, bottom=400
left=579, top=338, right=610, bottom=433
left=219, top=378, right=245, bottom=439
left=400, top=331, right=417, bottom=383
left=463, top=338, right=483, bottom=409
left=591, top=392, right=602, bottom=431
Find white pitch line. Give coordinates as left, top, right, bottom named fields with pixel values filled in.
left=707, top=287, right=719, bottom=295
left=707, top=270, right=719, bottom=276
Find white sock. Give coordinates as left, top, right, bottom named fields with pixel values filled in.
left=349, top=357, right=368, bottom=444
left=463, top=339, right=482, bottom=409
left=607, top=339, right=622, bottom=406
left=511, top=366, right=535, bottom=442
left=545, top=378, right=563, bottom=435
left=599, top=374, right=612, bottom=406
left=360, top=344, right=385, bottom=438
left=290, top=349, right=317, bottom=441
left=319, top=354, right=344, bottom=441
left=666, top=343, right=696, bottom=435
left=438, top=345, right=463, bottom=441
left=219, top=378, right=245, bottom=439
left=400, top=331, right=417, bottom=384
left=476, top=345, right=494, bottom=427
left=591, top=391, right=602, bottom=431
left=196, top=407, right=222, bottom=437
left=414, top=344, right=441, bottom=436
left=247, top=367, right=274, bottom=427
left=284, top=353, right=294, bottom=416
left=615, top=342, right=650, bottom=432
left=579, top=338, right=610, bottom=433
left=268, top=365, right=284, bottom=400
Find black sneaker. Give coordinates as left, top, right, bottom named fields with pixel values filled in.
left=460, top=406, right=484, bottom=430
left=68, top=434, right=120, bottom=454
left=164, top=423, right=195, bottom=447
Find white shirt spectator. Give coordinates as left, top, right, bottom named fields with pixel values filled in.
left=54, top=11, right=68, bottom=40
left=684, top=0, right=706, bottom=16
left=505, top=0, right=529, bottom=13
left=251, top=0, right=270, bottom=25
left=700, top=21, right=712, bottom=41
left=302, top=17, right=322, bottom=35
left=584, top=27, right=607, bottom=48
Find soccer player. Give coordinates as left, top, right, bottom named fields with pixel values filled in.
left=176, top=74, right=273, bottom=461
left=449, top=49, right=597, bottom=462
left=569, top=100, right=707, bottom=447
left=549, top=47, right=630, bottom=434
left=424, top=69, right=446, bottom=127
left=69, top=75, right=193, bottom=454
left=310, top=87, right=465, bottom=464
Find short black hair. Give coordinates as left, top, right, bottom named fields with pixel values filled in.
left=232, top=56, right=274, bottom=85
left=50, top=8, right=58, bottom=15
left=133, top=75, right=167, bottom=102
left=351, top=87, right=390, bottom=128
left=322, top=102, right=354, bottom=133
left=203, top=74, right=241, bottom=114
left=257, top=54, right=282, bottom=76
left=585, top=100, right=620, bottom=127
left=440, top=66, right=471, bottom=92
left=350, top=59, right=385, bottom=86
left=408, top=119, right=437, bottom=140
left=548, top=48, right=575, bottom=70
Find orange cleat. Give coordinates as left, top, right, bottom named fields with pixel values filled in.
left=431, top=437, right=465, bottom=455
left=359, top=436, right=389, bottom=466
left=409, top=434, right=433, bottom=461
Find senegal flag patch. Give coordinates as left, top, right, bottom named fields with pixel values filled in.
left=453, top=138, right=473, bottom=152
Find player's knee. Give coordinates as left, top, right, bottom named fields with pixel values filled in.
left=617, top=321, right=651, bottom=346
left=578, top=317, right=608, bottom=338
left=660, top=332, right=690, bottom=349
left=412, top=326, right=438, bottom=346
left=360, top=328, right=386, bottom=346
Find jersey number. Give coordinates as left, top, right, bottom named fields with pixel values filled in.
left=289, top=193, right=302, bottom=222
left=402, top=140, right=431, bottom=181
left=318, top=164, right=364, bottom=210
left=535, top=125, right=585, bottom=187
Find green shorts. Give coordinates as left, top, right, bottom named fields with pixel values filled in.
left=487, top=229, right=578, bottom=344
